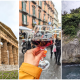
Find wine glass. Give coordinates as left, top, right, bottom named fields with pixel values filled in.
left=31, top=25, right=53, bottom=70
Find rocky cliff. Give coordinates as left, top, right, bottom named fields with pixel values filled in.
left=62, top=31, right=80, bottom=63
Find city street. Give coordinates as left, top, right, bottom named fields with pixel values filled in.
left=19, top=39, right=61, bottom=79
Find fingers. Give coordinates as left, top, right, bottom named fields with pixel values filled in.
left=35, top=51, right=44, bottom=61
left=32, top=47, right=40, bottom=53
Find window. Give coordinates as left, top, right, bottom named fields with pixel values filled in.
left=44, top=14, right=45, bottom=20
left=32, top=18, right=35, bottom=23
left=48, top=17, right=49, bottom=22
left=38, top=21, right=40, bottom=25
left=39, top=10, right=41, bottom=19
left=39, top=1, right=42, bottom=7
left=22, top=1, right=26, bottom=12
left=22, top=14, right=27, bottom=25
left=32, top=6, right=35, bottom=16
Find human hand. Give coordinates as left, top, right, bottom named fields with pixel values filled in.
left=24, top=47, right=46, bottom=67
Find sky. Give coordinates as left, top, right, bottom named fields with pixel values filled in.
left=0, top=0, right=19, bottom=40
left=52, top=0, right=61, bottom=23
left=62, top=0, right=80, bottom=14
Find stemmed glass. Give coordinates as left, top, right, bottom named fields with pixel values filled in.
left=31, top=25, right=53, bottom=70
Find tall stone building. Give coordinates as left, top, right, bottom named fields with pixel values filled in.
left=0, top=22, right=18, bottom=66
left=19, top=1, right=59, bottom=29
left=54, top=8, right=58, bottom=28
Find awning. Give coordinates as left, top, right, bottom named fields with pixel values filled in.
left=19, top=26, right=32, bottom=31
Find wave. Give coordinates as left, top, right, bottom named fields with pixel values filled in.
left=63, top=64, right=80, bottom=67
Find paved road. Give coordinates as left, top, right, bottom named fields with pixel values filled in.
left=19, top=39, right=61, bottom=79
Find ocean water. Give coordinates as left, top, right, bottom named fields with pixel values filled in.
left=62, top=64, right=80, bottom=79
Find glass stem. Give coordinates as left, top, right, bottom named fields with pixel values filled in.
left=41, top=57, right=44, bottom=61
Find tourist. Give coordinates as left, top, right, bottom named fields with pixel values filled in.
left=55, top=36, right=61, bottom=65
left=50, top=31, right=61, bottom=65
left=50, top=34, right=57, bottom=59
left=55, top=31, right=61, bottom=65
left=27, top=36, right=31, bottom=49
left=19, top=47, right=46, bottom=79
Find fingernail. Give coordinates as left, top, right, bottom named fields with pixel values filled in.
left=44, top=50, right=47, bottom=54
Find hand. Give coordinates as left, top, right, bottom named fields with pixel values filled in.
left=24, top=47, right=46, bottom=67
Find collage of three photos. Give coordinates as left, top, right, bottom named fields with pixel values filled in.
left=0, top=0, right=80, bottom=79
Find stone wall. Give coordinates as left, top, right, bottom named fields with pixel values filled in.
left=0, top=65, right=18, bottom=71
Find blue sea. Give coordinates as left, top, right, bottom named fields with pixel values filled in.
left=62, top=64, right=80, bottom=79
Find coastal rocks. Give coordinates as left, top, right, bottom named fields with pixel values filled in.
left=77, top=30, right=80, bottom=38
left=62, top=38, right=80, bottom=63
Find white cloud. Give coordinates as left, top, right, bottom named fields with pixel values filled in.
left=62, top=1, right=80, bottom=14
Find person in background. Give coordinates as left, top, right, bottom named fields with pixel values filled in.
left=19, top=47, right=46, bottom=79
left=56, top=31, right=61, bottom=65
left=50, top=31, right=61, bottom=65
left=50, top=31, right=57, bottom=59
left=28, top=36, right=31, bottom=49
left=55, top=31, right=61, bottom=65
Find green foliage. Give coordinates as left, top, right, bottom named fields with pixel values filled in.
left=70, top=7, right=80, bottom=14
left=64, top=25, right=76, bottom=36
left=62, top=8, right=80, bottom=36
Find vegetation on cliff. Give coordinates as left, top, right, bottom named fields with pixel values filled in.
left=62, top=7, right=80, bottom=36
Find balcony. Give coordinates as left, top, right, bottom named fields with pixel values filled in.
left=22, top=22, right=29, bottom=26
left=48, top=13, right=50, bottom=16
left=43, top=19, right=45, bottom=22
left=32, top=1, right=36, bottom=4
left=38, top=4, right=42, bottom=9
left=25, top=1, right=27, bottom=2
left=43, top=10, right=46, bottom=13
left=43, top=19, right=47, bottom=23
left=47, top=4, right=50, bottom=7
left=32, top=14, right=36, bottom=18
left=22, top=9, right=28, bottom=14
left=32, top=23, right=36, bottom=28
left=51, top=23, right=54, bottom=26
left=38, top=17, right=42, bottom=21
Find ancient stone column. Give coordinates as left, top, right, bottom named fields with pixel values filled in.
left=1, top=47, right=4, bottom=64
left=0, top=37, right=1, bottom=65
left=8, top=44, right=14, bottom=65
left=13, top=47, right=18, bottom=65
left=3, top=40, right=8, bottom=65
left=16, top=48, right=18, bottom=64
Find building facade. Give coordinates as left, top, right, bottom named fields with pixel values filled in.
left=54, top=8, right=58, bottom=28
left=0, top=22, right=18, bottom=65
left=19, top=1, right=58, bottom=29
left=58, top=23, right=61, bottom=27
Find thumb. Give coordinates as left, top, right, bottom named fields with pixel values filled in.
left=35, top=51, right=44, bottom=61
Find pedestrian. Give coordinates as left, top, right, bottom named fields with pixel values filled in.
left=50, top=34, right=57, bottom=59
left=19, top=47, right=46, bottom=79
left=27, top=36, right=31, bottom=49
left=54, top=31, right=61, bottom=65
